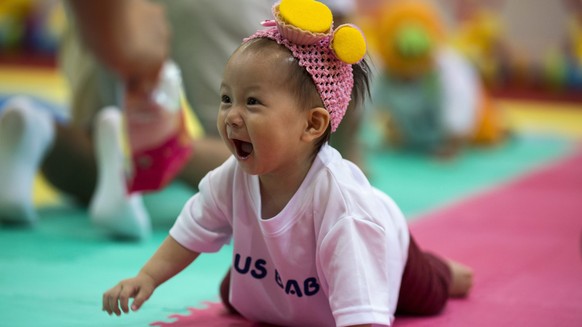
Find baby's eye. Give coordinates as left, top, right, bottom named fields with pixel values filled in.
left=247, top=97, right=260, bottom=105
left=221, top=95, right=231, bottom=104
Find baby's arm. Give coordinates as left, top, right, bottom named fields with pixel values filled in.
left=102, top=236, right=200, bottom=316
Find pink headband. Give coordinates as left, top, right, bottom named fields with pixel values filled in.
left=244, top=22, right=355, bottom=132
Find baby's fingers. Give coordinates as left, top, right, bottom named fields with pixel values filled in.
left=119, top=284, right=139, bottom=314
left=131, top=284, right=154, bottom=312
left=102, top=285, right=123, bottom=316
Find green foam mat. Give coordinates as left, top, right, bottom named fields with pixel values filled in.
left=0, top=135, right=574, bottom=326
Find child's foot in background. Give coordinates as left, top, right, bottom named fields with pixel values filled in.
left=89, top=107, right=151, bottom=241
left=0, top=97, right=54, bottom=225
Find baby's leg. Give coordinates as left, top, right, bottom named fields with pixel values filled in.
left=219, top=268, right=240, bottom=315
left=396, top=236, right=472, bottom=316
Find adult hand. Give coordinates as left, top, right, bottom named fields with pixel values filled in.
left=68, top=0, right=170, bottom=97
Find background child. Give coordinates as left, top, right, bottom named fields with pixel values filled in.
left=0, top=0, right=271, bottom=240
left=102, top=1, right=473, bottom=326
left=368, top=0, right=506, bottom=158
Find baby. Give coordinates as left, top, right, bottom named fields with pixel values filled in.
left=102, top=1, right=472, bottom=326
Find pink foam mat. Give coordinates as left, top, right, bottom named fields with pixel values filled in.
left=151, top=148, right=582, bottom=326
left=398, top=148, right=582, bottom=326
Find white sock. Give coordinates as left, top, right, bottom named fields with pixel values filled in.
left=89, top=107, right=151, bottom=241
left=0, top=96, right=54, bottom=225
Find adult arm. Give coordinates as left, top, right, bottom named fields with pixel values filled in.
left=67, top=0, right=170, bottom=96
left=102, top=236, right=200, bottom=316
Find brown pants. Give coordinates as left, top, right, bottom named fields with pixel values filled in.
left=395, top=236, right=451, bottom=315
left=219, top=235, right=451, bottom=317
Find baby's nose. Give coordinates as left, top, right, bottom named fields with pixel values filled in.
left=225, top=106, right=243, bottom=128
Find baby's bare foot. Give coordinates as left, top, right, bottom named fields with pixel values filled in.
left=448, top=260, right=473, bottom=297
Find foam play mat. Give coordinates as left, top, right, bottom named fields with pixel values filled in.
left=1, top=65, right=582, bottom=326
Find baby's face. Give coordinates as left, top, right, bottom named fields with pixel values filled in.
left=217, top=44, right=312, bottom=177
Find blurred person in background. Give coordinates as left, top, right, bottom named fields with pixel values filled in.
left=0, top=0, right=272, bottom=241
left=366, top=0, right=506, bottom=158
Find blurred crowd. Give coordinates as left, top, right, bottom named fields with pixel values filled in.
left=1, top=0, right=581, bottom=92
left=0, top=0, right=579, bottom=238
left=0, top=0, right=578, bottom=176
left=1, top=0, right=579, bottom=165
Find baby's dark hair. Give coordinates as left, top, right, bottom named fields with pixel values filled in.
left=242, top=38, right=372, bottom=151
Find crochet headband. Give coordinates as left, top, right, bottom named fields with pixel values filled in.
left=244, top=0, right=367, bottom=132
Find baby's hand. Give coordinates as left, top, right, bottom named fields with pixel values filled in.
left=102, top=274, right=156, bottom=316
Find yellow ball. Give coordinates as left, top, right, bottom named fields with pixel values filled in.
left=332, top=25, right=367, bottom=64
left=279, top=0, right=333, bottom=33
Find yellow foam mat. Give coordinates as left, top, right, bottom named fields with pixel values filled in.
left=0, top=66, right=69, bottom=104
left=499, top=100, right=582, bottom=139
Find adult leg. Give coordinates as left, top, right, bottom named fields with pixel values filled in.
left=41, top=17, right=105, bottom=206
left=41, top=63, right=114, bottom=206
left=41, top=123, right=97, bottom=206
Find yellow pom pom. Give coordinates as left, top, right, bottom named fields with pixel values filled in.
left=332, top=25, right=367, bottom=64
left=279, top=0, right=333, bottom=34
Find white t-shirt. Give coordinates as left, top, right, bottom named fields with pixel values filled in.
left=170, top=145, right=410, bottom=327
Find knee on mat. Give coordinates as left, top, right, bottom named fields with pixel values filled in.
left=219, top=269, right=239, bottom=315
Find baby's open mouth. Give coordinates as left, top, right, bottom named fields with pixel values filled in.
left=233, top=139, right=253, bottom=159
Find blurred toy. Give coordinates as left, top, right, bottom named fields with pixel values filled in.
left=369, top=0, right=506, bottom=157
left=540, top=0, right=582, bottom=92
left=0, top=0, right=30, bottom=51
left=571, top=9, right=582, bottom=67
left=0, top=0, right=64, bottom=55
left=562, top=0, right=582, bottom=90
left=542, top=48, right=569, bottom=91
left=25, top=0, right=65, bottom=54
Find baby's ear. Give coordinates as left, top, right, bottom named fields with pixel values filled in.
left=303, top=107, right=329, bottom=142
